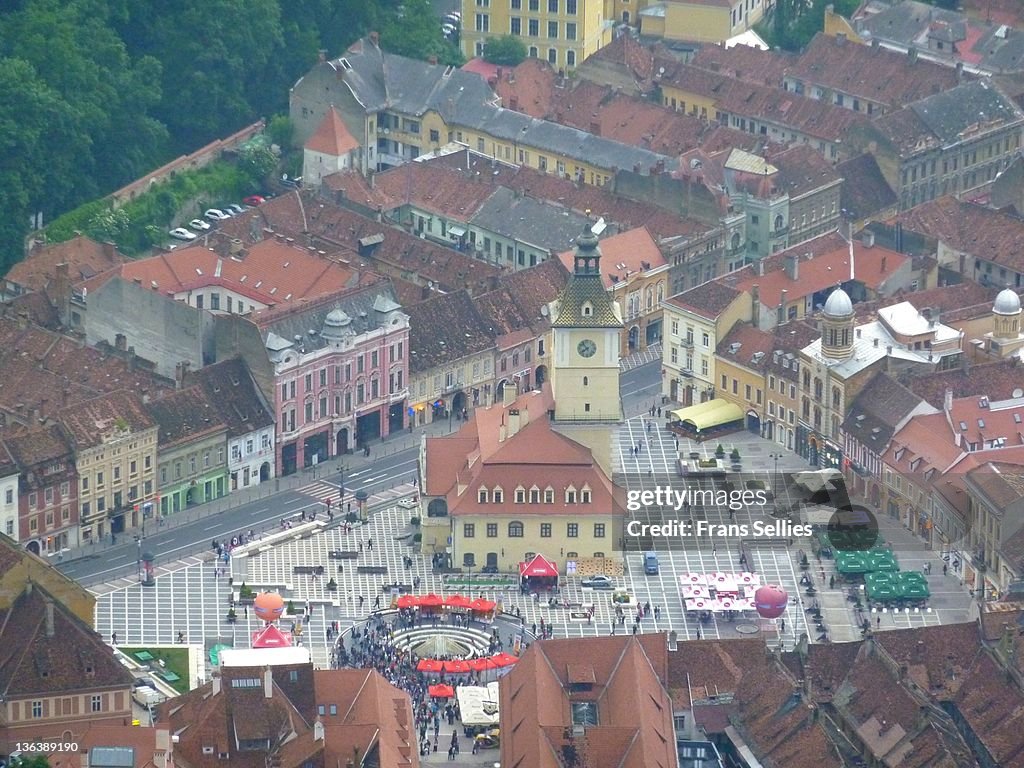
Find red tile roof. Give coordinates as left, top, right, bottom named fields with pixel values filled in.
left=4, top=236, right=125, bottom=293
left=116, top=236, right=367, bottom=307
left=305, top=107, right=360, bottom=155
left=494, top=58, right=559, bottom=118
left=895, top=196, right=1024, bottom=272
left=954, top=651, right=1024, bottom=767
left=58, top=391, right=155, bottom=450
left=789, top=33, right=963, bottom=110
left=689, top=42, right=796, bottom=88
left=732, top=232, right=909, bottom=309
left=665, top=279, right=745, bottom=320
left=557, top=226, right=666, bottom=289
left=908, top=358, right=1024, bottom=408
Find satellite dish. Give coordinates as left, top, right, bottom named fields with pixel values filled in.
left=541, top=305, right=549, bottom=316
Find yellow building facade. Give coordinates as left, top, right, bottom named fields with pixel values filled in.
left=641, top=0, right=767, bottom=44
left=461, top=0, right=613, bottom=71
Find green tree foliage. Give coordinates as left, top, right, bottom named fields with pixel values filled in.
left=267, top=115, right=295, bottom=150
left=376, top=0, right=465, bottom=66
left=483, top=35, right=528, bottom=66
left=0, top=0, right=448, bottom=269
left=763, top=0, right=860, bottom=52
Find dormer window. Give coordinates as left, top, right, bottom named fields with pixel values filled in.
left=544, top=487, right=555, bottom=503
left=478, top=488, right=488, bottom=504
left=529, top=486, right=540, bottom=503
left=581, top=487, right=592, bottom=504
left=493, top=487, right=504, bottom=503
left=515, top=486, right=526, bottom=503
left=894, top=448, right=905, bottom=462
left=582, top=301, right=593, bottom=317
left=566, top=486, right=577, bottom=504
left=910, top=458, right=921, bottom=472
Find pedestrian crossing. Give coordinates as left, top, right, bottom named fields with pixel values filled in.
left=619, top=343, right=661, bottom=372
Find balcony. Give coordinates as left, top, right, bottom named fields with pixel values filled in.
left=679, top=367, right=694, bottom=377
left=681, top=338, right=694, bottom=348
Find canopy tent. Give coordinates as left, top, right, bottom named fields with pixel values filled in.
left=251, top=624, right=292, bottom=648
left=396, top=595, right=420, bottom=609
left=429, top=684, right=455, bottom=698
left=468, top=657, right=498, bottom=672
left=897, top=572, right=930, bottom=598
left=866, top=550, right=899, bottom=572
left=490, top=652, right=520, bottom=667
left=519, top=554, right=559, bottom=579
left=209, top=644, right=231, bottom=667
left=419, top=593, right=444, bottom=607
left=443, top=659, right=472, bottom=674
left=836, top=552, right=871, bottom=575
left=670, top=400, right=744, bottom=431
left=469, top=598, right=497, bottom=613
left=444, top=595, right=473, bottom=610
left=417, top=658, right=444, bottom=673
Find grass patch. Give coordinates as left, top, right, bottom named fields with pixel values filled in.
left=120, top=646, right=191, bottom=695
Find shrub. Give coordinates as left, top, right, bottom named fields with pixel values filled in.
left=409, top=516, right=421, bottom=527
left=286, top=600, right=296, bottom=615
left=730, top=448, right=741, bottom=461
left=715, top=444, right=725, bottom=456
left=413, top=532, right=423, bottom=543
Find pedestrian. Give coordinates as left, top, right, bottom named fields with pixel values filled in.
left=374, top=595, right=381, bottom=610
left=829, top=575, right=835, bottom=589
left=780, top=618, right=785, bottom=632
left=876, top=616, right=881, bottom=628
left=359, top=595, right=365, bottom=609
left=111, top=632, right=118, bottom=644
left=657, top=406, right=662, bottom=417
left=367, top=537, right=373, bottom=551
left=359, top=542, right=364, bottom=553
left=943, top=564, right=948, bottom=576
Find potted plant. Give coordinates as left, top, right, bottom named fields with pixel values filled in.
left=730, top=448, right=741, bottom=461
left=226, top=608, right=237, bottom=623
left=715, top=444, right=725, bottom=458
left=410, top=516, right=421, bottom=528
left=413, top=532, right=423, bottom=543
left=327, top=577, right=337, bottom=592
left=286, top=600, right=296, bottom=615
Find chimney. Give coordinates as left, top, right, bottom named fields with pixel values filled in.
left=908, top=47, right=918, bottom=62
left=862, top=230, right=875, bottom=249
left=503, top=384, right=516, bottom=407
left=368, top=31, right=380, bottom=47
left=230, top=238, right=244, bottom=256
left=751, top=284, right=761, bottom=328
left=757, top=258, right=765, bottom=277
left=45, top=599, right=54, bottom=637
left=264, top=667, right=273, bottom=699
left=943, top=388, right=953, bottom=413
left=115, top=333, right=127, bottom=352
left=881, top=255, right=887, bottom=272
left=590, top=119, right=601, bottom=137
left=507, top=408, right=522, bottom=439
left=785, top=253, right=799, bottom=281
left=212, top=672, right=222, bottom=696
left=53, top=262, right=71, bottom=321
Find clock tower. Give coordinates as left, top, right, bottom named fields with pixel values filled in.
left=551, top=226, right=623, bottom=421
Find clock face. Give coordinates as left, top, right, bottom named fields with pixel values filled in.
left=577, top=339, right=597, bottom=358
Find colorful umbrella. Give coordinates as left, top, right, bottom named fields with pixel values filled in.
left=444, top=594, right=473, bottom=609
left=417, top=658, right=444, bottom=673
left=469, top=598, right=497, bottom=612
left=443, top=659, right=472, bottom=673
left=419, top=593, right=444, bottom=607
left=490, top=652, right=519, bottom=667
left=429, top=684, right=455, bottom=698
left=396, top=595, right=420, bottom=609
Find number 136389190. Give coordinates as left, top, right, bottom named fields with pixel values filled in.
left=16, top=742, right=79, bottom=753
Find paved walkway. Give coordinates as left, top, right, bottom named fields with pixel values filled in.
left=620, top=343, right=661, bottom=372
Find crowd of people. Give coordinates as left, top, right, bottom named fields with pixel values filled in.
left=332, top=608, right=529, bottom=757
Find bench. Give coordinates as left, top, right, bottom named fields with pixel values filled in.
left=293, top=566, right=325, bottom=576
left=380, top=582, right=412, bottom=593
left=355, top=565, right=388, bottom=575
left=328, top=551, right=359, bottom=560
left=134, top=651, right=154, bottom=662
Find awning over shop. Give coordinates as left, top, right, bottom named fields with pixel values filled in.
left=448, top=226, right=466, bottom=237
left=671, top=400, right=743, bottom=431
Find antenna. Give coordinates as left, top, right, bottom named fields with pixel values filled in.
left=849, top=231, right=855, bottom=282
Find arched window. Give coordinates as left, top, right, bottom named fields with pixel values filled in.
left=508, top=521, right=524, bottom=537
left=814, top=378, right=823, bottom=400
left=774, top=214, right=784, bottom=231
left=544, top=486, right=555, bottom=503
left=646, top=286, right=654, bottom=310
left=832, top=387, right=841, bottom=409
left=656, top=281, right=664, bottom=302
left=478, top=487, right=488, bottom=503
left=731, top=231, right=741, bottom=250
left=583, top=376, right=589, bottom=386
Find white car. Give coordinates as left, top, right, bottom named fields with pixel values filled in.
left=205, top=209, right=230, bottom=221
left=442, top=22, right=456, bottom=35
left=226, top=203, right=245, bottom=215
left=189, top=218, right=211, bottom=231
left=169, top=227, right=197, bottom=241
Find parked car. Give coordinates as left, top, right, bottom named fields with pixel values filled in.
left=444, top=11, right=461, bottom=22
left=169, top=227, right=197, bottom=241
left=243, top=195, right=266, bottom=206
left=581, top=575, right=615, bottom=590
left=226, top=203, right=245, bottom=215
left=204, top=209, right=230, bottom=221
left=189, top=218, right=211, bottom=231
left=441, top=22, right=456, bottom=36
left=473, top=729, right=500, bottom=750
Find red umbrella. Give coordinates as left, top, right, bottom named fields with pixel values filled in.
left=469, top=598, right=496, bottom=612
left=416, top=658, right=444, bottom=673
left=396, top=595, right=420, bottom=609
left=442, top=659, right=472, bottom=674
left=419, top=593, right=444, bottom=607
left=468, top=657, right=497, bottom=672
left=429, top=683, right=455, bottom=698
left=490, top=652, right=519, bottom=667
left=444, top=594, right=473, bottom=609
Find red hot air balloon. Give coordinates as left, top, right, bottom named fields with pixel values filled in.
left=754, top=584, right=788, bottom=620
left=253, top=592, right=286, bottom=622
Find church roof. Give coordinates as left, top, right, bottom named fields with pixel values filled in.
left=305, top=107, right=360, bottom=156
left=552, top=232, right=622, bottom=328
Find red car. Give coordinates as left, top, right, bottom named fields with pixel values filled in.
left=243, top=195, right=266, bottom=206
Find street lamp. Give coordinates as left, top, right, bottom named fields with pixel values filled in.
left=135, top=535, right=142, bottom=581
left=769, top=453, right=782, bottom=479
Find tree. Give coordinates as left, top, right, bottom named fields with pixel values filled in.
left=375, top=0, right=464, bottom=66
left=237, top=143, right=278, bottom=187
left=482, top=35, right=527, bottom=66
left=266, top=114, right=294, bottom=150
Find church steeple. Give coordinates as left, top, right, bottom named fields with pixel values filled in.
left=573, top=228, right=602, bottom=276
left=553, top=226, right=621, bottom=328
left=821, top=286, right=855, bottom=361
